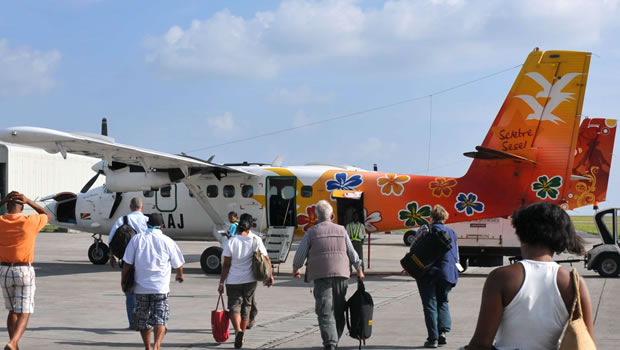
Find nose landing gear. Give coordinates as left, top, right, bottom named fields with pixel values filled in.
left=88, top=233, right=110, bottom=265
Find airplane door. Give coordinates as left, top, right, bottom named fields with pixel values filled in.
left=156, top=184, right=177, bottom=212
left=266, top=177, right=297, bottom=227
left=334, top=191, right=364, bottom=226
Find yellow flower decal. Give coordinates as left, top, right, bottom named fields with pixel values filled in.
left=377, top=174, right=410, bottom=196
left=428, top=177, right=458, bottom=198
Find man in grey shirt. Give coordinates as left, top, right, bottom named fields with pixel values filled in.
left=292, top=200, right=365, bottom=350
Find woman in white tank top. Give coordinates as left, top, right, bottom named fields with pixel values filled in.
left=466, top=202, right=595, bottom=350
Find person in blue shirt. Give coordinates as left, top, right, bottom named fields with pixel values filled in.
left=415, top=204, right=459, bottom=348
left=227, top=211, right=239, bottom=238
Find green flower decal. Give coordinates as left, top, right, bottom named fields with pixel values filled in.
left=398, top=201, right=431, bottom=227
left=531, top=175, right=563, bottom=199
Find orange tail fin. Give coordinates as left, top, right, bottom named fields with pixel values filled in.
left=463, top=49, right=592, bottom=214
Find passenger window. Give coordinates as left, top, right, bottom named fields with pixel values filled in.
left=301, top=185, right=312, bottom=198
left=282, top=186, right=295, bottom=200
left=160, top=185, right=171, bottom=198
left=242, top=185, right=254, bottom=198
left=142, top=190, right=154, bottom=198
left=223, top=185, right=235, bottom=198
left=206, top=185, right=218, bottom=198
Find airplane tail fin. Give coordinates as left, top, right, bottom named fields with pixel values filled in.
left=463, top=49, right=593, bottom=215
left=565, top=118, right=617, bottom=209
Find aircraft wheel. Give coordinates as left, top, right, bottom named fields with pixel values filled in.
left=403, top=230, right=417, bottom=246
left=88, top=243, right=110, bottom=265
left=201, top=246, right=223, bottom=274
left=459, top=256, right=469, bottom=273
left=596, top=254, right=620, bottom=277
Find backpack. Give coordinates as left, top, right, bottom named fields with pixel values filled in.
left=345, top=279, right=374, bottom=350
left=400, top=224, right=452, bottom=279
left=109, top=216, right=136, bottom=260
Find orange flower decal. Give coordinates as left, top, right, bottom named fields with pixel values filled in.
left=428, top=177, right=458, bottom=198
left=377, top=174, right=410, bottom=196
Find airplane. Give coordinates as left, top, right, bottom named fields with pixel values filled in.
left=0, top=48, right=616, bottom=274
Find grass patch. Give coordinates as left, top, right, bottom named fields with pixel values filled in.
left=571, top=216, right=598, bottom=234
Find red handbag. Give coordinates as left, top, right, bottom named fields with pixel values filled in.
left=211, top=294, right=230, bottom=343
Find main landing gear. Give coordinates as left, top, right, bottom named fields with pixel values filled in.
left=200, top=246, right=223, bottom=274
left=88, top=233, right=110, bottom=265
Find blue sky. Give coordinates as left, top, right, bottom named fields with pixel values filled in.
left=1, top=0, right=619, bottom=214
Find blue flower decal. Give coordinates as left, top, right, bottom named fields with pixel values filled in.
left=326, top=172, right=363, bottom=191
left=454, top=192, right=485, bottom=216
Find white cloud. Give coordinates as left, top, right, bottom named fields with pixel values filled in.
left=268, top=86, right=334, bottom=104
left=0, top=39, right=61, bottom=96
left=144, top=0, right=620, bottom=79
left=207, top=112, right=235, bottom=132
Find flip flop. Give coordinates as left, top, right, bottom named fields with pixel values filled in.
left=234, top=331, right=245, bottom=349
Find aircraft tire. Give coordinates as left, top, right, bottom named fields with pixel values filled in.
left=201, top=246, right=223, bottom=275
left=403, top=230, right=417, bottom=246
left=88, top=243, right=110, bottom=265
left=596, top=253, right=620, bottom=277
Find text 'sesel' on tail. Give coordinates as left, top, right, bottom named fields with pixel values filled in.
left=463, top=49, right=593, bottom=214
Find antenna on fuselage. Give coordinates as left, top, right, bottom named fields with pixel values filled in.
left=101, top=117, right=108, bottom=136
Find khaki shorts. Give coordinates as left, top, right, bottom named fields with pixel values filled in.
left=226, top=282, right=257, bottom=320
left=0, top=265, right=36, bottom=313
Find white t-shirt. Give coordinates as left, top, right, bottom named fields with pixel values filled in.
left=108, top=211, right=148, bottom=243
left=222, top=232, right=268, bottom=285
left=123, top=228, right=185, bottom=294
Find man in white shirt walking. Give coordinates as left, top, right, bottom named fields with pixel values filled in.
left=122, top=213, right=185, bottom=350
left=108, top=197, right=148, bottom=330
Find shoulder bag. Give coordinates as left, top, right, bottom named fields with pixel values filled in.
left=559, top=269, right=597, bottom=350
left=252, top=236, right=271, bottom=281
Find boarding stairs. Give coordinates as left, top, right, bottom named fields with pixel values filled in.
left=262, top=226, right=295, bottom=275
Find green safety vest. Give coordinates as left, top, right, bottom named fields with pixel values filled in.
left=348, top=223, right=363, bottom=242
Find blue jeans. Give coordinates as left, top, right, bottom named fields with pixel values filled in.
left=313, top=277, right=348, bottom=347
left=126, top=293, right=136, bottom=327
left=416, top=277, right=453, bottom=341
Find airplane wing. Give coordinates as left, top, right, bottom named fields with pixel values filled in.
left=0, top=126, right=254, bottom=178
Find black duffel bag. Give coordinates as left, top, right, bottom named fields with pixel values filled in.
left=400, top=225, right=452, bottom=279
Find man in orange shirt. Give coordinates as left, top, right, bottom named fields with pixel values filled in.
left=0, top=191, right=50, bottom=350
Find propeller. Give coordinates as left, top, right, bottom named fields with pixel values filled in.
left=80, top=170, right=103, bottom=193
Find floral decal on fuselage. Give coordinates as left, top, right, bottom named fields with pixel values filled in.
left=531, top=175, right=562, bottom=199
left=428, top=177, right=458, bottom=198
left=364, top=209, right=382, bottom=232
left=398, top=201, right=431, bottom=227
left=455, top=192, right=485, bottom=216
left=326, top=172, right=363, bottom=192
left=377, top=174, right=410, bottom=196
left=297, top=205, right=318, bottom=232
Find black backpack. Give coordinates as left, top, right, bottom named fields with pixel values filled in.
left=109, top=216, right=136, bottom=260
left=400, top=224, right=452, bottom=279
left=345, top=279, right=374, bottom=349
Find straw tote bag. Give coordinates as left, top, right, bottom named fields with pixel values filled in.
left=559, top=269, right=596, bottom=350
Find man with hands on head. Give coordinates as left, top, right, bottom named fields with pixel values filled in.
left=0, top=191, right=51, bottom=350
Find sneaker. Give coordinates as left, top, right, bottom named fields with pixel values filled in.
left=234, top=331, right=245, bottom=349
left=424, top=340, right=438, bottom=348
left=323, top=345, right=337, bottom=350
left=438, top=333, right=447, bottom=346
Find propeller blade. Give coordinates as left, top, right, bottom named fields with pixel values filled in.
left=80, top=171, right=102, bottom=193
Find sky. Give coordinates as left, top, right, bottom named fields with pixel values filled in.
left=1, top=0, right=619, bottom=215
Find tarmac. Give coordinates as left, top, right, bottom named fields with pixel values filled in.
left=10, top=230, right=620, bottom=349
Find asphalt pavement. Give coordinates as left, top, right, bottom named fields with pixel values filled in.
left=9, top=230, right=620, bottom=349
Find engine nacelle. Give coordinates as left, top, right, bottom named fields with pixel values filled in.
left=104, top=167, right=172, bottom=192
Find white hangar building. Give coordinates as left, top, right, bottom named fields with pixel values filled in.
left=0, top=142, right=103, bottom=215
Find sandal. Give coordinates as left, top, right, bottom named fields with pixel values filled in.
left=234, top=331, right=245, bottom=349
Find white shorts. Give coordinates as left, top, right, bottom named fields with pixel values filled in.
left=0, top=265, right=36, bottom=313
